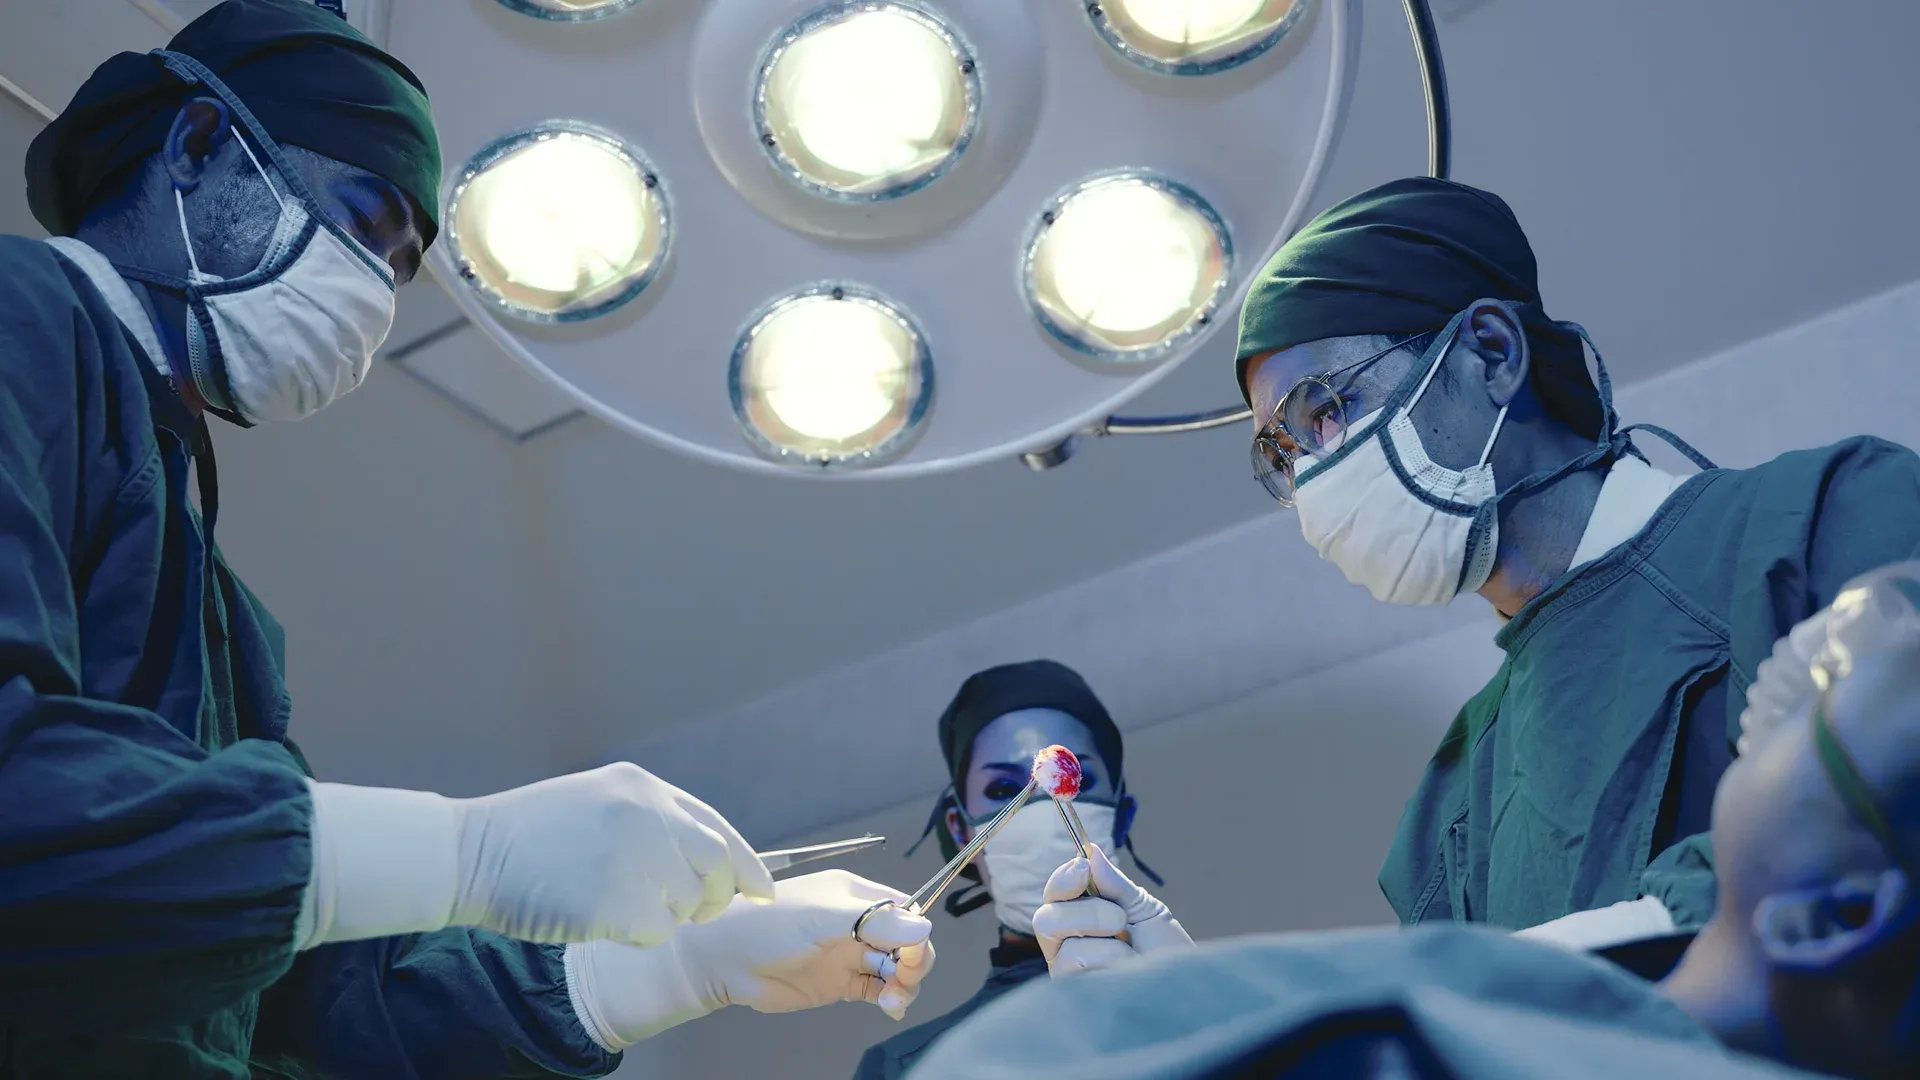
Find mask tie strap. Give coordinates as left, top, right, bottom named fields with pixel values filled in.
left=1475, top=404, right=1509, bottom=467
left=1402, top=312, right=1467, bottom=413
left=231, top=131, right=287, bottom=212
left=1112, top=787, right=1165, bottom=886
left=1124, top=839, right=1165, bottom=887
left=173, top=188, right=204, bottom=280
left=901, top=788, right=952, bottom=859
left=1619, top=424, right=1718, bottom=472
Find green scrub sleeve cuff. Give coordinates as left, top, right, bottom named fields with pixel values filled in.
left=1638, top=833, right=1717, bottom=931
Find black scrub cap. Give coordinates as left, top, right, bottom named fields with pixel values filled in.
left=26, top=0, right=442, bottom=247
left=1234, top=177, right=1602, bottom=438
left=937, top=659, right=1124, bottom=791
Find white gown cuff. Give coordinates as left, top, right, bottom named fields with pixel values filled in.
left=1514, top=896, right=1677, bottom=953
left=296, top=780, right=461, bottom=950
left=565, top=939, right=712, bottom=1052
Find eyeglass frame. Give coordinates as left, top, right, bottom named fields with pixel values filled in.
left=1249, top=332, right=1432, bottom=507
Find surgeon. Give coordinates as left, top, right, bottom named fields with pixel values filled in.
left=1230, top=177, right=1920, bottom=934
left=0, top=2, right=932, bottom=1075
left=915, top=563, right=1920, bottom=1080
left=852, top=660, right=1161, bottom=1079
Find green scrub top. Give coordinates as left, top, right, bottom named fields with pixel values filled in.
left=0, top=235, right=619, bottom=1077
left=906, top=925, right=1818, bottom=1080
left=1381, top=438, right=1920, bottom=931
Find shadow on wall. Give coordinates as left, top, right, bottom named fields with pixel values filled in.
left=614, top=619, right=1504, bottom=1080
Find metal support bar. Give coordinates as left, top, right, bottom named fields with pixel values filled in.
left=1094, top=405, right=1252, bottom=437
left=1040, top=0, right=1453, bottom=470
left=0, top=73, right=55, bottom=123
left=383, top=316, right=585, bottom=445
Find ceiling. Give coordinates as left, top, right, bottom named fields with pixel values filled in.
left=4, top=0, right=1919, bottom=795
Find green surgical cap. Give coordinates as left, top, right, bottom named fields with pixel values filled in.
left=27, top=0, right=441, bottom=247
left=1234, top=177, right=1601, bottom=438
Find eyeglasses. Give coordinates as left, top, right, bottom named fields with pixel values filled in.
left=1250, top=334, right=1425, bottom=506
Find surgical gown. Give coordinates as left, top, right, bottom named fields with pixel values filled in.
left=1380, top=439, right=1920, bottom=931
left=0, top=236, right=619, bottom=1078
left=852, top=942, right=1049, bottom=1080
left=907, top=926, right=1818, bottom=1080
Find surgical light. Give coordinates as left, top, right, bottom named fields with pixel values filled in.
left=494, top=0, right=643, bottom=21
left=406, top=0, right=1355, bottom=476
left=756, top=3, right=981, bottom=201
left=1090, top=0, right=1308, bottom=75
left=731, top=285, right=933, bottom=468
left=1023, top=171, right=1232, bottom=362
left=445, top=121, right=671, bottom=324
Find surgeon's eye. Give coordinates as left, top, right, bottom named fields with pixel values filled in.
left=1308, top=400, right=1346, bottom=447
left=984, top=777, right=1024, bottom=802
left=1254, top=435, right=1290, bottom=468
left=347, top=206, right=379, bottom=243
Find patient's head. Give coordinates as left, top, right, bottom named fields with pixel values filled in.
left=1704, top=564, right=1920, bottom=1079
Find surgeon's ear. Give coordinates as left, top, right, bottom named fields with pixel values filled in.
left=944, top=806, right=971, bottom=848
left=1461, top=298, right=1530, bottom=408
left=163, top=97, right=235, bottom=194
left=1755, top=869, right=1915, bottom=971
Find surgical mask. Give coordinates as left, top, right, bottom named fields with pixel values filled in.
left=119, top=51, right=395, bottom=426
left=1292, top=323, right=1507, bottom=605
left=978, top=801, right=1117, bottom=936
left=1292, top=309, right=1713, bottom=607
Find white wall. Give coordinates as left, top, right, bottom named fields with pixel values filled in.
left=614, top=619, right=1504, bottom=1079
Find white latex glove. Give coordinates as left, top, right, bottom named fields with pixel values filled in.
left=1032, top=844, right=1192, bottom=977
left=450, top=763, right=775, bottom=944
left=1738, top=607, right=1831, bottom=756
left=564, top=870, right=936, bottom=1051
left=298, top=763, right=774, bottom=949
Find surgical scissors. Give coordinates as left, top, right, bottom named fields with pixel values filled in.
left=758, top=834, right=886, bottom=876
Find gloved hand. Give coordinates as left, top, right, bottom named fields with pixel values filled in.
left=298, top=762, right=775, bottom=950
left=1738, top=607, right=1831, bottom=756
left=1032, top=844, right=1192, bottom=976
left=564, top=870, right=936, bottom=1051
left=450, top=762, right=776, bottom=944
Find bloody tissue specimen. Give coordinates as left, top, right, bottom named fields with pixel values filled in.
left=1032, top=745, right=1083, bottom=800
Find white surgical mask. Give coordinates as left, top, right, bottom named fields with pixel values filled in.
left=1292, top=324, right=1507, bottom=606
left=979, top=801, right=1116, bottom=936
left=172, top=133, right=395, bottom=424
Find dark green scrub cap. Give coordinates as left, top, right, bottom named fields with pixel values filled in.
left=26, top=0, right=442, bottom=247
left=936, top=660, right=1124, bottom=793
left=1234, top=177, right=1601, bottom=438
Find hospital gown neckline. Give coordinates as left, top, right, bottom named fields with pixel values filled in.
left=1496, top=469, right=1716, bottom=653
